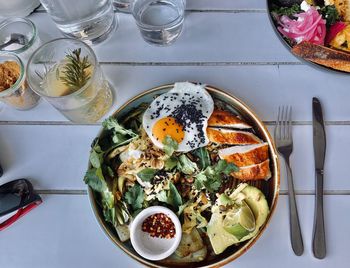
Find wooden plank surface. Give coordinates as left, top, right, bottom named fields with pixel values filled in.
left=1, top=65, right=349, bottom=122
left=0, top=195, right=348, bottom=268
left=0, top=124, right=349, bottom=192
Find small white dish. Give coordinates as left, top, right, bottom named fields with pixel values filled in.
left=130, top=206, right=182, bottom=261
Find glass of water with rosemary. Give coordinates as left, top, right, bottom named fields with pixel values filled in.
left=26, top=38, right=113, bottom=123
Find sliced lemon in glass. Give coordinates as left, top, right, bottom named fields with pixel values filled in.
left=223, top=201, right=256, bottom=240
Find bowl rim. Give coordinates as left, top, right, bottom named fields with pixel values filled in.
left=265, top=0, right=350, bottom=76
left=87, top=83, right=280, bottom=268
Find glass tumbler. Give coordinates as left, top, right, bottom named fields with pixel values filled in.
left=39, top=0, right=117, bottom=45
left=0, top=53, right=40, bottom=110
left=26, top=38, right=114, bottom=123
left=132, top=0, right=185, bottom=46
left=0, top=18, right=42, bottom=64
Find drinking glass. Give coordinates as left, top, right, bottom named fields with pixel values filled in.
left=132, top=0, right=185, bottom=46
left=26, top=38, right=114, bottom=123
left=39, top=0, right=117, bottom=45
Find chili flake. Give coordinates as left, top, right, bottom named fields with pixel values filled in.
left=142, top=213, right=176, bottom=239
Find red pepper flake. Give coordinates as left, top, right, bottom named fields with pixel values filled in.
left=142, top=213, right=176, bottom=239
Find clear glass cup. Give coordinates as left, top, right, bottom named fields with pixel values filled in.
left=0, top=18, right=42, bottom=64
left=39, top=0, right=117, bottom=45
left=0, top=0, right=40, bottom=18
left=26, top=38, right=114, bottom=123
left=132, top=0, right=185, bottom=46
left=113, top=0, right=134, bottom=13
left=0, top=53, right=40, bottom=110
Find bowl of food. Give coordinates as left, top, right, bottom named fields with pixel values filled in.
left=84, top=82, right=280, bottom=267
left=267, top=0, right=350, bottom=74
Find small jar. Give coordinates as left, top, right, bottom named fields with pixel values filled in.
left=0, top=18, right=41, bottom=64
left=0, top=53, right=40, bottom=110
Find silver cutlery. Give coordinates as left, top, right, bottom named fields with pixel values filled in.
left=312, top=97, right=327, bottom=259
left=0, top=33, right=28, bottom=50
left=275, top=106, right=304, bottom=256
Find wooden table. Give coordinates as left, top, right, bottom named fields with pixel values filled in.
left=0, top=1, right=349, bottom=267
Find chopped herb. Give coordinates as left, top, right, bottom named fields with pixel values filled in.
left=137, top=168, right=158, bottom=182
left=164, top=156, right=178, bottom=170
left=194, top=160, right=239, bottom=192
left=156, top=182, right=183, bottom=210
left=193, top=147, right=211, bottom=169
left=271, top=3, right=301, bottom=17
left=215, top=159, right=239, bottom=174
left=177, top=154, right=198, bottom=175
left=163, top=135, right=178, bottom=156
left=320, top=5, right=339, bottom=26
left=125, top=184, right=144, bottom=210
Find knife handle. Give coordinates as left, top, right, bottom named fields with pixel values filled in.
left=285, top=158, right=304, bottom=256
left=313, top=170, right=326, bottom=259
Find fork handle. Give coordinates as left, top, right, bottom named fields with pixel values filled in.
left=312, top=170, right=326, bottom=259
left=285, top=158, right=304, bottom=256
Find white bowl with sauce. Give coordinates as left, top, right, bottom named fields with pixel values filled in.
left=130, top=206, right=182, bottom=261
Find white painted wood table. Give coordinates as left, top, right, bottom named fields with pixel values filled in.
left=1, top=1, right=349, bottom=267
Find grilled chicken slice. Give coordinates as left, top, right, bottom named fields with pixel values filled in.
left=207, top=127, right=261, bottom=145
left=231, top=159, right=271, bottom=181
left=218, top=143, right=269, bottom=167
left=208, top=110, right=251, bottom=129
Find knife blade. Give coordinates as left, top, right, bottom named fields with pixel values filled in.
left=312, top=97, right=326, bottom=259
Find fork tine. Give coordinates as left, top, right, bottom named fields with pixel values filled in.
left=288, top=106, right=292, bottom=139
left=275, top=106, right=281, bottom=139
left=282, top=106, right=286, bottom=139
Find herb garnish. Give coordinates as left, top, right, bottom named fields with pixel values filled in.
left=163, top=135, right=178, bottom=156
left=125, top=184, right=144, bottom=210
left=60, top=48, right=91, bottom=91
left=320, top=5, right=340, bottom=27
left=194, top=160, right=239, bottom=192
left=137, top=168, right=158, bottom=182
left=271, top=3, right=301, bottom=17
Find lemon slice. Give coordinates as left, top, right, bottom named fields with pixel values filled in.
left=223, top=201, right=256, bottom=240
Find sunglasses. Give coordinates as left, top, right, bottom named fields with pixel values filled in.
left=0, top=179, right=42, bottom=231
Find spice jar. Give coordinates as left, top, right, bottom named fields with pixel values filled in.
left=0, top=18, right=41, bottom=64
left=0, top=53, right=40, bottom=110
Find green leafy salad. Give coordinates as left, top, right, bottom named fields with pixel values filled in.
left=84, top=83, right=271, bottom=262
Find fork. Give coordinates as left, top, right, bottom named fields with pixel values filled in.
left=274, top=106, right=304, bottom=256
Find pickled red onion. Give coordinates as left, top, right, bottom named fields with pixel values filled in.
left=277, top=7, right=326, bottom=45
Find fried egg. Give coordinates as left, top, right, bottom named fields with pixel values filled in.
left=143, top=82, right=214, bottom=152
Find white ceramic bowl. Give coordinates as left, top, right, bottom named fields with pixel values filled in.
left=130, top=206, right=182, bottom=261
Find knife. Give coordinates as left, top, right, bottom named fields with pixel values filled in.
left=312, top=97, right=326, bottom=259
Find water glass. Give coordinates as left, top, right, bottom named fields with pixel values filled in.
left=132, top=0, right=185, bottom=46
left=0, top=53, right=40, bottom=110
left=39, top=0, right=117, bottom=45
left=26, top=38, right=114, bottom=123
left=0, top=0, right=40, bottom=18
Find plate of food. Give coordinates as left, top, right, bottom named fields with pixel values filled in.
left=84, top=82, right=280, bottom=267
left=268, top=0, right=350, bottom=73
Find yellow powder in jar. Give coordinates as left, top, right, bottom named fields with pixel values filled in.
left=0, top=61, right=20, bottom=92
left=0, top=60, right=40, bottom=109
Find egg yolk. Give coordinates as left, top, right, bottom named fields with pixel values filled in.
left=152, top=117, right=185, bottom=144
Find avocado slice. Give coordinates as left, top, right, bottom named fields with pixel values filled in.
left=207, top=185, right=269, bottom=255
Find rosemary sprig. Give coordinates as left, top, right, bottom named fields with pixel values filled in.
left=60, top=48, right=92, bottom=91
